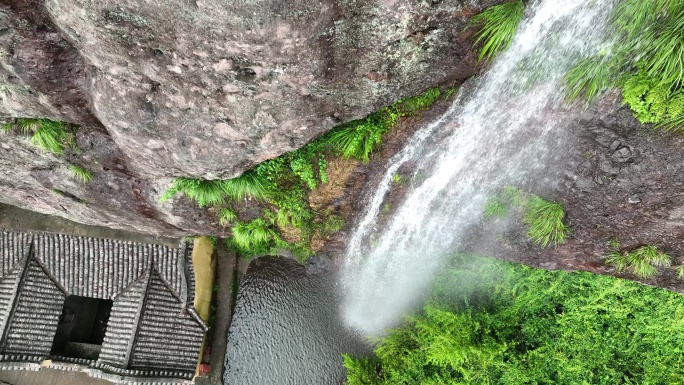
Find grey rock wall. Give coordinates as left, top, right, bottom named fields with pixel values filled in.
left=0, top=0, right=499, bottom=235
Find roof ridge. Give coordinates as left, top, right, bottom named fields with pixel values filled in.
left=185, top=307, right=209, bottom=332
left=151, top=263, right=185, bottom=304
left=122, top=265, right=152, bottom=368
left=22, top=229, right=175, bottom=248
left=31, top=252, right=68, bottom=296
left=113, top=259, right=154, bottom=301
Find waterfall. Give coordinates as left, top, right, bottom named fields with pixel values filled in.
left=340, top=0, right=617, bottom=335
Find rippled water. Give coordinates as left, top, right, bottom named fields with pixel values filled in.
left=223, top=257, right=369, bottom=385
left=341, top=0, right=618, bottom=335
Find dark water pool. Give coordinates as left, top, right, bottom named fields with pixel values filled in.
left=223, top=256, right=370, bottom=385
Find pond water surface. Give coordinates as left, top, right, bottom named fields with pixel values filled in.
left=223, top=256, right=370, bottom=385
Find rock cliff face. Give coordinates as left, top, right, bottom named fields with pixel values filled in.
left=0, top=0, right=501, bottom=235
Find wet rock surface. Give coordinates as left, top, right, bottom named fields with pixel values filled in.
left=323, top=88, right=684, bottom=294
left=0, top=0, right=502, bottom=235
left=466, top=91, right=684, bottom=292
left=547, top=92, right=684, bottom=291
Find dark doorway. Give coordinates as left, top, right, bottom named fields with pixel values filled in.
left=51, top=295, right=113, bottom=360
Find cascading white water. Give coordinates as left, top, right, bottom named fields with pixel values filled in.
left=341, top=0, right=618, bottom=335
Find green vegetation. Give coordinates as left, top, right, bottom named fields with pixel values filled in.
left=605, top=241, right=671, bottom=279
left=227, top=218, right=313, bottom=261
left=2, top=118, right=73, bottom=154
left=391, top=173, right=403, bottom=184
left=565, top=0, right=684, bottom=131
left=317, top=214, right=345, bottom=237
left=162, top=88, right=443, bottom=261
left=329, top=88, right=441, bottom=162
left=523, top=196, right=569, bottom=248
left=160, top=172, right=270, bottom=208
left=677, top=265, right=684, bottom=280
left=344, top=254, right=684, bottom=384
left=68, top=165, right=93, bottom=184
left=483, top=187, right=569, bottom=247
left=469, top=0, right=526, bottom=62
left=218, top=208, right=237, bottom=226
left=483, top=196, right=507, bottom=219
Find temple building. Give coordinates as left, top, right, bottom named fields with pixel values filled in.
left=0, top=230, right=207, bottom=384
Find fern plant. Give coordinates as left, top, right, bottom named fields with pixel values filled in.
left=161, top=171, right=271, bottom=207
left=327, top=115, right=389, bottom=163
left=469, top=0, right=526, bottom=62
left=161, top=178, right=229, bottom=207
left=484, top=196, right=508, bottom=219
left=229, top=218, right=276, bottom=256
left=218, top=208, right=237, bottom=226
left=219, top=171, right=270, bottom=201
left=564, top=55, right=621, bottom=102
left=325, top=87, right=441, bottom=163
left=676, top=265, right=684, bottom=280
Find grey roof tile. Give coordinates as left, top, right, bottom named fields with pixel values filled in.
left=0, top=258, right=26, bottom=341
left=2, top=258, right=65, bottom=357
left=0, top=231, right=204, bottom=381
left=34, top=234, right=152, bottom=299
left=130, top=272, right=204, bottom=373
left=0, top=231, right=31, bottom=279
left=99, top=272, right=151, bottom=368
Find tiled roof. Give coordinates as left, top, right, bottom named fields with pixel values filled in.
left=2, top=258, right=65, bottom=356
left=130, top=271, right=204, bottom=373
left=0, top=231, right=31, bottom=278
left=153, top=241, right=196, bottom=308
left=0, top=257, right=25, bottom=340
left=98, top=273, right=150, bottom=368
left=0, top=230, right=207, bottom=382
left=34, top=233, right=152, bottom=299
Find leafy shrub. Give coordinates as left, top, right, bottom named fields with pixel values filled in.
left=345, top=255, right=684, bottom=384
left=621, top=70, right=684, bottom=125
left=69, top=165, right=93, bottom=184
left=565, top=0, right=684, bottom=131
left=469, top=0, right=526, bottom=62
left=605, top=242, right=671, bottom=279
left=227, top=218, right=314, bottom=262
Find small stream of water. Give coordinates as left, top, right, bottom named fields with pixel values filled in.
left=341, top=0, right=617, bottom=335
